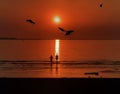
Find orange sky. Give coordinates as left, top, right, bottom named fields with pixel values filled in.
left=0, top=0, right=120, bottom=39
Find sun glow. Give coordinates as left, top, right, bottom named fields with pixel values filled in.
left=54, top=16, right=61, bottom=24
left=55, top=39, right=60, bottom=57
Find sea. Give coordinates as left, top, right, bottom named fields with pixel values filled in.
left=0, top=40, right=120, bottom=78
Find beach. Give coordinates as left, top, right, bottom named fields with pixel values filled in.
left=1, top=60, right=120, bottom=94
left=0, top=60, right=120, bottom=94
left=0, top=78, right=120, bottom=94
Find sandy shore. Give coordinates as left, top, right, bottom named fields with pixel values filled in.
left=0, top=78, right=120, bottom=94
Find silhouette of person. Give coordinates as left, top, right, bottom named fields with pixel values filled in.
left=55, top=54, right=59, bottom=62
left=50, top=55, right=53, bottom=64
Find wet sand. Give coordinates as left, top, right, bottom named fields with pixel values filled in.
left=0, top=78, right=120, bottom=94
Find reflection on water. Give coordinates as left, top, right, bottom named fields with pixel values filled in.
left=1, top=40, right=120, bottom=61
left=0, top=61, right=120, bottom=78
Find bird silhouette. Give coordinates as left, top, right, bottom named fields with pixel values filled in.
left=65, top=30, right=74, bottom=35
left=26, top=19, right=35, bottom=24
left=58, top=27, right=74, bottom=35
left=100, top=3, right=103, bottom=7
left=58, top=27, right=65, bottom=32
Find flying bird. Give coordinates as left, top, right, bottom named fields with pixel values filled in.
left=100, top=3, right=103, bottom=7
left=58, top=27, right=65, bottom=32
left=26, top=19, right=35, bottom=24
left=58, top=27, right=74, bottom=35
left=65, top=30, right=74, bottom=35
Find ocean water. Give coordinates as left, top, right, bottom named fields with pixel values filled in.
left=0, top=40, right=120, bottom=78
left=0, top=40, right=120, bottom=61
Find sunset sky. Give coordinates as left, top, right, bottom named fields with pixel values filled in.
left=0, top=0, right=120, bottom=39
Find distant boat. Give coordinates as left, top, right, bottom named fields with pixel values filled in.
left=84, top=72, right=99, bottom=76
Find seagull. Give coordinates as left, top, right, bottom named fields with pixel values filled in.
left=58, top=27, right=65, bottom=32
left=26, top=19, right=35, bottom=24
left=58, top=27, right=74, bottom=35
left=65, top=30, right=74, bottom=35
left=100, top=3, right=103, bottom=8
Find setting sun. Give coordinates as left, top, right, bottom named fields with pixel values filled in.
left=54, top=16, right=61, bottom=24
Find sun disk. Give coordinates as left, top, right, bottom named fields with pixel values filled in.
left=54, top=16, right=61, bottom=23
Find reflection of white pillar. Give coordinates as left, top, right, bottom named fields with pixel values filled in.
left=55, top=39, right=60, bottom=60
